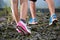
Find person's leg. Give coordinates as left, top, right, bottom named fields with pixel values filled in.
left=46, top=0, right=55, bottom=15
left=17, top=0, right=31, bottom=34
left=11, top=0, right=23, bottom=33
left=11, top=0, right=19, bottom=24
left=45, top=0, right=58, bottom=25
left=20, top=0, right=28, bottom=21
left=29, top=0, right=37, bottom=24
left=30, top=0, right=36, bottom=19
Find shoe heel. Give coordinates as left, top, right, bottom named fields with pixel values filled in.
left=53, top=20, right=58, bottom=24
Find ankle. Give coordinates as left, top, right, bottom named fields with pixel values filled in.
left=20, top=19, right=26, bottom=23
left=51, top=13, right=55, bottom=17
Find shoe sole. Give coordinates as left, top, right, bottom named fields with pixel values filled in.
left=17, top=26, right=29, bottom=35
left=53, top=20, right=58, bottom=24
left=49, top=20, right=58, bottom=26
left=16, top=28, right=26, bottom=35
left=17, top=22, right=31, bottom=35
left=17, top=26, right=27, bottom=35
left=28, top=22, right=38, bottom=25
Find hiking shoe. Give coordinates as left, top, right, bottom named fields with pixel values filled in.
left=16, top=21, right=31, bottom=34
left=49, top=14, right=58, bottom=25
left=28, top=18, right=38, bottom=24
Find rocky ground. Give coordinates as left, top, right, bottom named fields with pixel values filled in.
left=0, top=12, right=60, bottom=40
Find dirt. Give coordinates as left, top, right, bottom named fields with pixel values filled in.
left=0, top=12, right=60, bottom=40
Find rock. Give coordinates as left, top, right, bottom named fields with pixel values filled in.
left=0, top=17, right=6, bottom=22
left=0, top=12, right=60, bottom=40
